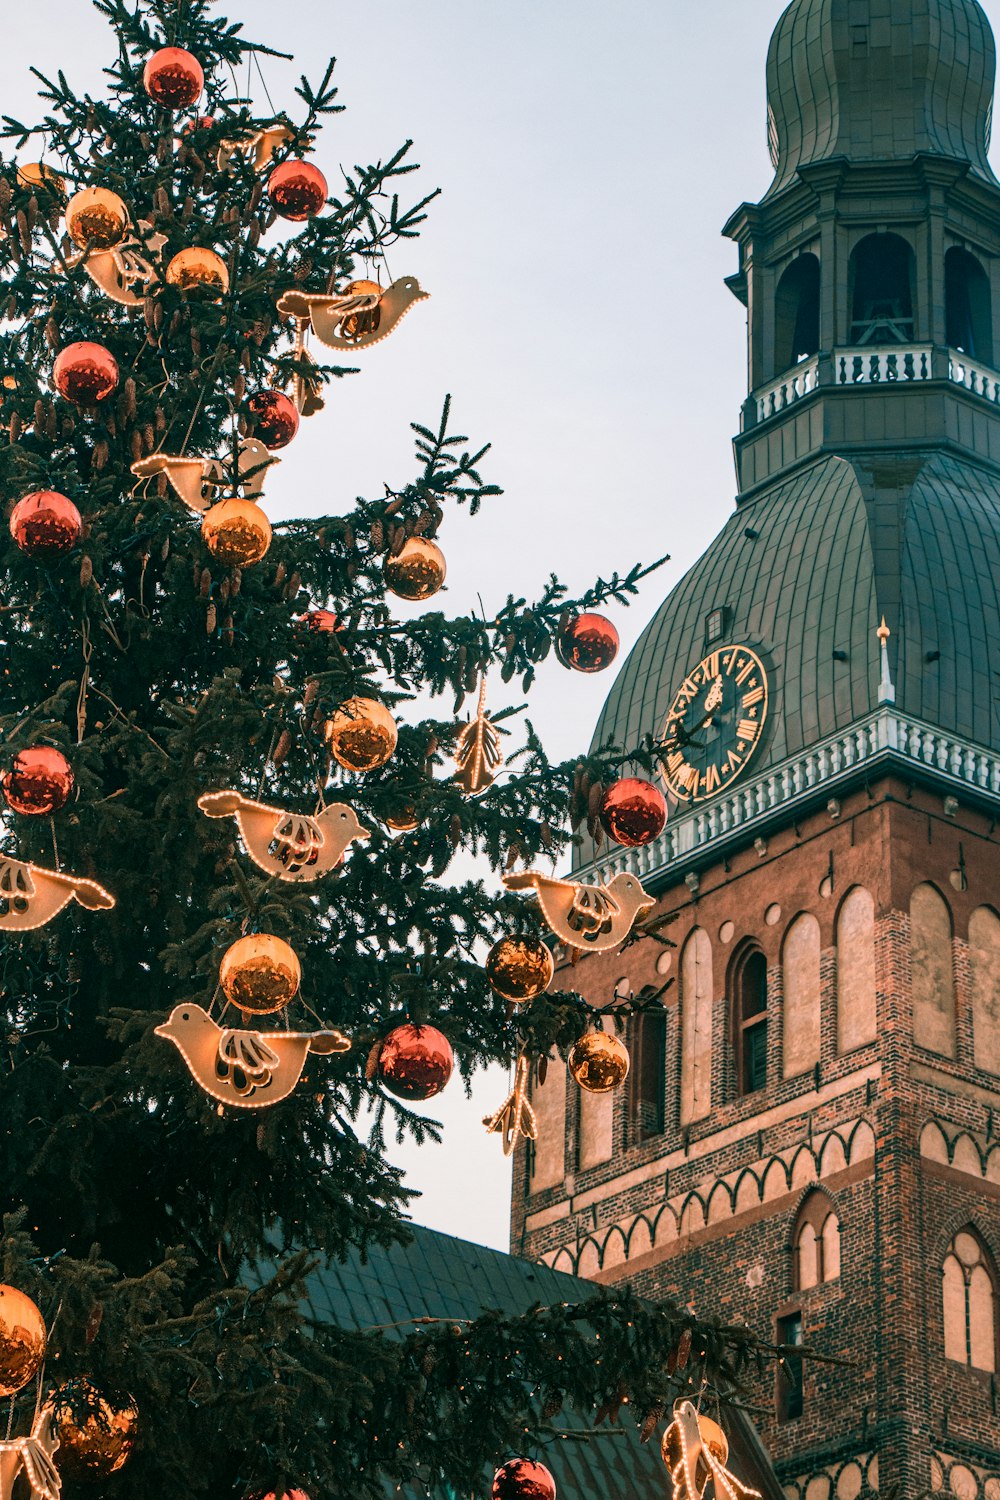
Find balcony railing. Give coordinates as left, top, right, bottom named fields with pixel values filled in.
left=754, top=356, right=819, bottom=425
left=834, top=344, right=932, bottom=385
left=948, top=351, right=1000, bottom=405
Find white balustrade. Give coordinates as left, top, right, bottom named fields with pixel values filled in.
left=834, top=345, right=932, bottom=385
left=754, top=356, right=820, bottom=424
left=948, top=351, right=1000, bottom=405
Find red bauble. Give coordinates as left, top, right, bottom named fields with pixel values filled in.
left=142, top=47, right=204, bottom=109
left=268, top=159, right=328, bottom=221
left=10, top=491, right=83, bottom=555
left=556, top=613, right=619, bottom=673
left=248, top=390, right=300, bottom=449
left=599, top=777, right=667, bottom=847
left=377, top=1024, right=453, bottom=1102
left=52, top=342, right=119, bottom=406
left=2, top=747, right=74, bottom=816
left=299, top=610, right=340, bottom=634
left=492, top=1461, right=557, bottom=1500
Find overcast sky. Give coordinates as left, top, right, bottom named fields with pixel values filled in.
left=10, top=0, right=1000, bottom=1252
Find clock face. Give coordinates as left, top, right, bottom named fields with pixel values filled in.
left=660, top=644, right=769, bottom=803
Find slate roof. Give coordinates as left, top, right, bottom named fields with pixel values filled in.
left=303, top=1223, right=783, bottom=1500
left=581, top=451, right=1000, bottom=859
left=765, top=0, right=998, bottom=198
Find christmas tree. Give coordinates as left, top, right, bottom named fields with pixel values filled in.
left=0, top=3, right=777, bottom=1497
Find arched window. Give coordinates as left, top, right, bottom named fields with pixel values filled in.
left=836, top=886, right=876, bottom=1053
left=782, top=913, right=821, bottom=1079
left=625, top=1003, right=666, bottom=1146
left=774, top=254, right=821, bottom=376
left=849, top=233, right=916, bottom=344
left=793, top=1193, right=841, bottom=1291
left=680, top=927, right=713, bottom=1126
left=910, top=884, right=956, bottom=1058
left=968, top=907, right=1000, bottom=1076
left=946, top=247, right=993, bottom=364
left=733, top=947, right=769, bottom=1095
left=942, top=1230, right=998, bottom=1372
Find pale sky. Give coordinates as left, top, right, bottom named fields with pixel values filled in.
left=10, top=0, right=999, bottom=1251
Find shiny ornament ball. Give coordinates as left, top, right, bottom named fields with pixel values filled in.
left=53, top=1382, right=138, bottom=1480
left=485, top=936, right=553, bottom=1004
left=377, top=1023, right=453, bottom=1102
left=324, top=697, right=397, bottom=773
left=248, top=389, right=300, bottom=449
left=2, top=747, right=74, bottom=817
left=556, top=612, right=620, bottom=673
left=53, top=341, right=119, bottom=405
left=142, top=46, right=204, bottom=109
left=383, top=805, right=419, bottom=832
left=268, top=158, right=328, bottom=220
left=201, top=498, right=272, bottom=567
left=384, top=537, right=447, bottom=602
left=256, top=1492, right=309, bottom=1500
left=599, top=777, right=667, bottom=848
left=340, top=279, right=383, bottom=341
left=220, top=933, right=301, bottom=1015
left=0, top=1286, right=46, bottom=1398
left=568, top=1031, right=630, bottom=1093
left=16, top=162, right=65, bottom=198
left=10, top=490, right=83, bottom=555
left=661, top=1412, right=729, bottom=1471
left=166, top=246, right=230, bottom=298
left=65, top=186, right=129, bottom=250
left=492, top=1460, right=557, bottom=1500
left=299, top=609, right=340, bottom=634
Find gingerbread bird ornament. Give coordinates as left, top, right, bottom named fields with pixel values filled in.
left=661, top=1401, right=760, bottom=1500
left=0, top=857, right=114, bottom=931
left=155, top=1003, right=350, bottom=1109
left=501, top=868, right=653, bottom=955
left=277, top=277, right=429, bottom=352
left=0, top=1404, right=62, bottom=1500
left=198, top=790, right=368, bottom=882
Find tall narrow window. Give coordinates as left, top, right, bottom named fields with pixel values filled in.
left=625, top=1005, right=666, bottom=1146
left=793, top=1192, right=841, bottom=1290
left=776, top=1312, right=804, bottom=1422
left=942, top=1230, right=998, bottom=1372
left=733, top=949, right=769, bottom=1095
left=910, top=883, right=956, bottom=1058
left=849, top=233, right=916, bottom=344
left=680, top=928, right=713, bottom=1126
left=946, top=247, right=993, bottom=363
left=773, top=253, right=821, bottom=376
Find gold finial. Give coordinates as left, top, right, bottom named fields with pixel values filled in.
left=877, top=616, right=891, bottom=646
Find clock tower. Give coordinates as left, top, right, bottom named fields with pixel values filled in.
left=510, top=3, right=1000, bottom=1499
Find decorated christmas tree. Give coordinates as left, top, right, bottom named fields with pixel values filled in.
left=0, top=3, right=778, bottom=1497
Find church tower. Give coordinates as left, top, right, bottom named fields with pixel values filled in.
left=510, top=4, right=1000, bottom=1499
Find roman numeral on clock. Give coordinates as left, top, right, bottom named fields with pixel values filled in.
left=742, top=685, right=764, bottom=708
left=737, top=719, right=758, bottom=743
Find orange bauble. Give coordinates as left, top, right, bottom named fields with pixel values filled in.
left=383, top=805, right=419, bottom=832
left=567, top=1032, right=630, bottom=1093
left=377, top=1023, right=453, bottom=1102
left=324, top=697, right=397, bottom=773
left=556, top=613, right=619, bottom=673
left=65, top=186, right=129, bottom=250
left=16, top=162, right=66, bottom=198
left=492, top=1460, right=557, bottom=1500
left=53, top=341, right=119, bottom=405
left=0, top=1286, right=46, bottom=1399
left=166, top=246, right=230, bottom=298
left=201, top=498, right=272, bottom=566
left=299, top=609, right=340, bottom=634
left=142, top=46, right=204, bottom=109
left=384, top=537, right=447, bottom=602
left=485, top=936, right=553, bottom=1004
left=599, top=777, right=667, bottom=847
left=340, top=279, right=383, bottom=341
left=52, top=1381, right=138, bottom=1480
left=10, top=490, right=83, bottom=555
left=268, top=159, right=328, bottom=220
left=220, top=933, right=301, bottom=1015
left=2, top=747, right=74, bottom=816
left=248, top=390, right=300, bottom=449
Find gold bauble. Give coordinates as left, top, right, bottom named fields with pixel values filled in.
left=65, top=186, right=129, bottom=250
left=384, top=806, right=420, bottom=832
left=219, top=933, right=301, bottom=1015
left=201, top=497, right=272, bottom=567
left=165, top=246, right=230, bottom=298
left=567, top=1031, right=630, bottom=1093
left=485, top=936, right=553, bottom=1004
left=341, top=278, right=383, bottom=340
left=384, top=537, right=447, bottom=602
left=324, top=697, right=398, bottom=773
left=52, top=1381, right=138, bottom=1480
left=0, top=1285, right=46, bottom=1398
left=17, top=162, right=66, bottom=198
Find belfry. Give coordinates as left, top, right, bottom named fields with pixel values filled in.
left=510, top=2, right=1000, bottom=1497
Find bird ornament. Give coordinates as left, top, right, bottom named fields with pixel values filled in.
left=0, top=1404, right=62, bottom=1500
left=197, top=790, right=369, bottom=882
left=67, top=220, right=167, bottom=308
left=0, top=858, right=114, bottom=932
left=155, top=1003, right=350, bottom=1109
left=131, top=437, right=278, bottom=514
left=454, top=678, right=503, bottom=797
left=501, top=868, right=654, bottom=955
left=483, top=1051, right=537, bottom=1157
left=216, top=123, right=295, bottom=174
left=276, top=277, right=429, bottom=353
left=661, top=1401, right=760, bottom=1500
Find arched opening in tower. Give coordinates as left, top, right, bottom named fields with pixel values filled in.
left=773, top=253, right=820, bottom=377
left=849, top=232, right=916, bottom=345
left=945, top=246, right=993, bottom=364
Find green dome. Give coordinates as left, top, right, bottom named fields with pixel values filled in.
left=581, top=453, right=1000, bottom=866
left=766, top=0, right=998, bottom=197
